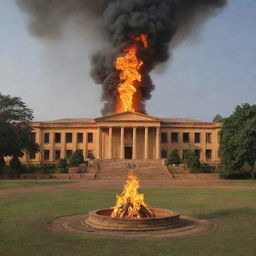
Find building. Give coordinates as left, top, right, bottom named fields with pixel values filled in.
left=20, top=112, right=221, bottom=165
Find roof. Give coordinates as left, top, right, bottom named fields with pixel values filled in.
left=43, top=118, right=95, bottom=123
left=161, top=118, right=204, bottom=123
left=36, top=116, right=209, bottom=124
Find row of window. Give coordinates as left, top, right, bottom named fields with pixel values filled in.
left=30, top=149, right=95, bottom=161
left=161, top=132, right=212, bottom=144
left=161, top=149, right=213, bottom=160
left=31, top=132, right=94, bottom=144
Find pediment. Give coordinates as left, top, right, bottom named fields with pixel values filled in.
left=95, top=112, right=161, bottom=123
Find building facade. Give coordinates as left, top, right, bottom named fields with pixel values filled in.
left=20, top=112, right=221, bottom=165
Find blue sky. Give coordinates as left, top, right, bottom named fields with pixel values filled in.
left=0, top=0, right=255, bottom=121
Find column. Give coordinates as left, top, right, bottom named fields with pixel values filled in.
left=72, top=132, right=77, bottom=152
left=144, top=127, right=149, bottom=159
left=96, top=128, right=102, bottom=159
left=61, top=132, right=66, bottom=159
left=50, top=132, right=54, bottom=162
left=108, top=127, right=113, bottom=159
left=83, top=132, right=88, bottom=160
left=132, top=127, right=137, bottom=159
left=155, top=127, right=160, bottom=159
left=120, top=127, right=124, bottom=159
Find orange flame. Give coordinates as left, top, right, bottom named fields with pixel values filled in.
left=111, top=173, right=153, bottom=218
left=115, top=34, right=148, bottom=113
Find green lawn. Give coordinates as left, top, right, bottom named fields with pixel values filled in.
left=0, top=187, right=256, bottom=256
left=0, top=180, right=73, bottom=189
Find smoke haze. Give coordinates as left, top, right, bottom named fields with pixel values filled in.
left=16, top=0, right=227, bottom=115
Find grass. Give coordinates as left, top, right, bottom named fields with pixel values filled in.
left=0, top=180, right=73, bottom=189
left=0, top=186, right=256, bottom=256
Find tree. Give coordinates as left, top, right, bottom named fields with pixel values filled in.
left=167, top=150, right=182, bottom=165
left=0, top=94, right=39, bottom=164
left=213, top=114, right=224, bottom=122
left=183, top=150, right=201, bottom=169
left=69, top=150, right=84, bottom=167
left=219, top=103, right=256, bottom=179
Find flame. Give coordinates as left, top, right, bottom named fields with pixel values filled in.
left=115, top=34, right=148, bottom=113
left=111, top=173, right=153, bottom=218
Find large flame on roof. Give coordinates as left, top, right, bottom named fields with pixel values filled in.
left=111, top=173, right=155, bottom=218
left=115, top=34, right=148, bottom=113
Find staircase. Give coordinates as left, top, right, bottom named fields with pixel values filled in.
left=95, top=159, right=173, bottom=180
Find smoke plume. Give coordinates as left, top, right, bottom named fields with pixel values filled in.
left=16, top=0, right=226, bottom=115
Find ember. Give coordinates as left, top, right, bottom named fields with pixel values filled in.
left=111, top=172, right=155, bottom=218
left=115, top=34, right=148, bottom=113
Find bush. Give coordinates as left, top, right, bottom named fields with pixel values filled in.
left=219, top=167, right=251, bottom=179
left=183, top=150, right=201, bottom=169
left=69, top=150, right=84, bottom=167
left=167, top=150, right=182, bottom=165
left=9, top=156, right=22, bottom=170
left=57, top=158, right=68, bottom=169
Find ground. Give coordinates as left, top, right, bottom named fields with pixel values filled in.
left=0, top=179, right=256, bottom=256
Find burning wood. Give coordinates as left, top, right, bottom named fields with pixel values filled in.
left=111, top=173, right=155, bottom=219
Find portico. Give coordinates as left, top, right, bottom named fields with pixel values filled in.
left=95, top=112, right=161, bottom=160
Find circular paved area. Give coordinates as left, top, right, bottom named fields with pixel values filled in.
left=50, top=214, right=214, bottom=239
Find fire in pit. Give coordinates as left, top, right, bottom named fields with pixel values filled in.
left=111, top=173, right=155, bottom=218
left=85, top=173, right=181, bottom=231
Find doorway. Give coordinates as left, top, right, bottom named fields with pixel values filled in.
left=125, top=146, right=132, bottom=159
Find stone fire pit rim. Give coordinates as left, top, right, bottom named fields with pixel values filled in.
left=90, top=207, right=180, bottom=220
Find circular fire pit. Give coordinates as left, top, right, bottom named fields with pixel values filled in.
left=86, top=208, right=181, bottom=231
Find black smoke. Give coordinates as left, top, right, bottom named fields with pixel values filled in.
left=16, top=0, right=227, bottom=115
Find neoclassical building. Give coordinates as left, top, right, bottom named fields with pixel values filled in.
left=20, top=112, right=221, bottom=165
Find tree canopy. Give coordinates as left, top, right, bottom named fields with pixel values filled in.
left=219, top=103, right=256, bottom=178
left=212, top=114, right=224, bottom=122
left=0, top=94, right=39, bottom=161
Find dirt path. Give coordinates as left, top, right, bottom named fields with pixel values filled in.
left=0, top=179, right=256, bottom=196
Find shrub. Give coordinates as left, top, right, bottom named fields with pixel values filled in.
left=57, top=158, right=68, bottom=169
left=183, top=150, right=201, bottom=169
left=9, top=155, right=22, bottom=170
left=167, top=150, right=182, bottom=165
left=69, top=150, right=84, bottom=167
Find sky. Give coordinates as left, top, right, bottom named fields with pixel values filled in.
left=0, top=0, right=255, bottom=122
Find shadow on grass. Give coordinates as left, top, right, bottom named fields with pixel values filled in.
left=197, top=207, right=256, bottom=219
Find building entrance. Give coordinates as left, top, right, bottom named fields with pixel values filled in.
left=125, top=147, right=133, bottom=159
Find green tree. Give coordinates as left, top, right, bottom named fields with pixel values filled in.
left=183, top=150, right=201, bottom=169
left=69, top=150, right=84, bottom=167
left=0, top=94, right=39, bottom=163
left=213, top=114, right=224, bottom=122
left=220, top=103, right=256, bottom=179
left=167, top=150, right=182, bottom=165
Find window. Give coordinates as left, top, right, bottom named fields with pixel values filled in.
left=161, top=150, right=167, bottom=159
left=183, top=133, right=189, bottom=143
left=31, top=132, right=36, bottom=142
left=66, top=133, right=72, bottom=143
left=54, top=133, right=61, bottom=143
left=88, top=133, right=93, bottom=143
left=44, top=150, right=50, bottom=161
left=171, top=133, right=178, bottom=143
left=66, top=150, right=73, bottom=158
left=44, top=133, right=49, bottom=143
left=77, top=133, right=83, bottom=143
left=29, top=152, right=36, bottom=160
left=55, top=150, right=61, bottom=161
left=195, top=149, right=201, bottom=159
left=183, top=149, right=188, bottom=159
left=206, top=149, right=212, bottom=160
left=161, top=133, right=168, bottom=143
left=194, top=133, right=201, bottom=143
left=206, top=133, right=212, bottom=143
left=87, top=149, right=95, bottom=160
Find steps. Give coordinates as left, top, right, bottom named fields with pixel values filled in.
left=95, top=159, right=173, bottom=180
